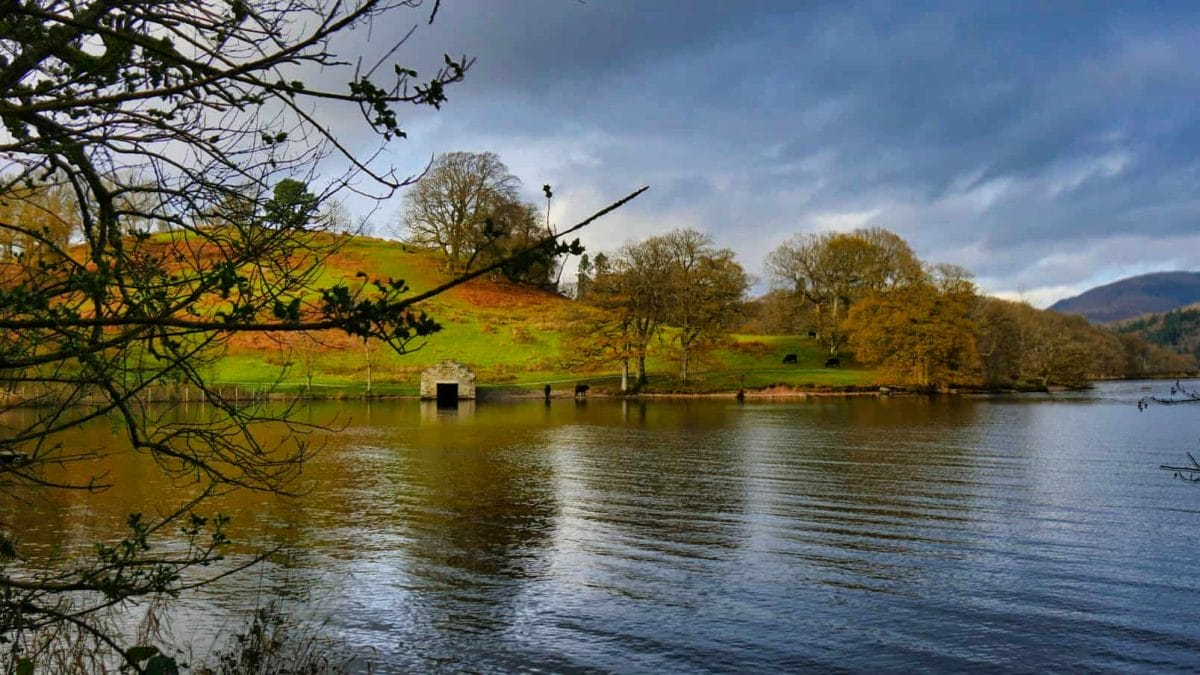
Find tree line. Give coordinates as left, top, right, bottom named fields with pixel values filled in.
left=755, top=228, right=1193, bottom=389
left=559, top=224, right=1190, bottom=391
left=1117, top=307, right=1200, bottom=362
left=395, top=150, right=1191, bottom=392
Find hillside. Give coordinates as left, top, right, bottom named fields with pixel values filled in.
left=1049, top=271, right=1200, bottom=323
left=212, top=236, right=879, bottom=395
left=1115, top=303, right=1200, bottom=360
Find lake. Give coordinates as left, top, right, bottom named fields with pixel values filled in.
left=5, top=380, right=1200, bottom=671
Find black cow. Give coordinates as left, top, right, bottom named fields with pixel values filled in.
left=782, top=353, right=798, bottom=364
left=574, top=383, right=590, bottom=397
left=824, top=356, right=841, bottom=368
left=807, top=330, right=817, bottom=339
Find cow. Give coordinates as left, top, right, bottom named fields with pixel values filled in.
left=574, top=383, right=590, bottom=397
left=824, top=356, right=841, bottom=368
left=544, top=384, right=552, bottom=401
left=807, top=330, right=817, bottom=339
left=782, top=353, right=798, bottom=364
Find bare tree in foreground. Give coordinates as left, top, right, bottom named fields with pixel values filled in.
left=0, top=1, right=643, bottom=669
left=1139, top=381, right=1200, bottom=481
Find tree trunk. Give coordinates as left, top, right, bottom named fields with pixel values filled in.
left=637, top=354, right=648, bottom=389
left=680, top=347, right=689, bottom=383
left=829, top=296, right=840, bottom=354
left=364, top=341, right=372, bottom=395
left=621, top=359, right=629, bottom=394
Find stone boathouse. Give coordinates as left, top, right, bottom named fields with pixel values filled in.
left=420, top=360, right=476, bottom=406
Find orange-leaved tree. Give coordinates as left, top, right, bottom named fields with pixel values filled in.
left=845, top=264, right=980, bottom=389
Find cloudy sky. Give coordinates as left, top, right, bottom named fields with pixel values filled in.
left=342, top=1, right=1200, bottom=307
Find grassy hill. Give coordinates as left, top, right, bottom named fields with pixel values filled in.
left=211, top=236, right=879, bottom=396
left=1049, top=271, right=1200, bottom=323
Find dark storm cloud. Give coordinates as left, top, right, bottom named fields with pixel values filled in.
left=352, top=1, right=1200, bottom=305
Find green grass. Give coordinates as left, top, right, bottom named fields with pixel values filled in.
left=207, top=237, right=883, bottom=395
left=638, top=334, right=880, bottom=393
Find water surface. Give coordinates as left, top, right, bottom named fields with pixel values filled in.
left=5, top=381, right=1200, bottom=671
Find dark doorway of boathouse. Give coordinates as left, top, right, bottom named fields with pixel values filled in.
left=436, top=382, right=458, bottom=408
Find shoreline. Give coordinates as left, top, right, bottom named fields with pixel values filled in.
left=5, top=375, right=1189, bottom=408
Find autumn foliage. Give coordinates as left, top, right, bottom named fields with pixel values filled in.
left=767, top=228, right=1192, bottom=389
left=846, top=268, right=979, bottom=388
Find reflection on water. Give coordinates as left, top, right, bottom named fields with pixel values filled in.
left=3, top=383, right=1200, bottom=671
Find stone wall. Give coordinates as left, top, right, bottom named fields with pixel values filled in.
left=419, top=360, right=476, bottom=400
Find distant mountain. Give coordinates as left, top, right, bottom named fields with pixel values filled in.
left=1048, top=271, right=1200, bottom=324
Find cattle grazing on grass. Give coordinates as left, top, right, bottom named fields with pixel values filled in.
left=824, top=357, right=841, bottom=368
left=782, top=353, right=798, bottom=364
